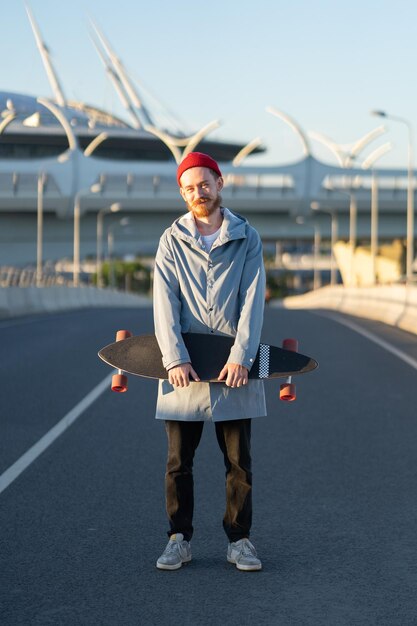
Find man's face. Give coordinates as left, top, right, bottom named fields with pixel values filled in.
left=179, top=166, right=223, bottom=218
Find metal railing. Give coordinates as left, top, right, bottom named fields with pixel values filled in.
left=0, top=266, right=76, bottom=288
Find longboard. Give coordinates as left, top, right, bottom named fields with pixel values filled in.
left=98, top=331, right=318, bottom=401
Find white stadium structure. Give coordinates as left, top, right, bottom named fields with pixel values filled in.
left=0, top=7, right=415, bottom=286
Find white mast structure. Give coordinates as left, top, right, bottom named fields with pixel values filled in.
left=89, top=21, right=222, bottom=163
left=90, top=20, right=154, bottom=129
left=90, top=32, right=141, bottom=129
left=25, top=4, right=67, bottom=107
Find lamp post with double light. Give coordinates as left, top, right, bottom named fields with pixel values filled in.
left=323, top=180, right=359, bottom=286
left=73, top=183, right=102, bottom=287
left=361, top=142, right=393, bottom=284
left=107, top=218, right=130, bottom=289
left=96, top=202, right=121, bottom=287
left=310, top=202, right=338, bottom=286
left=36, top=172, right=47, bottom=286
left=295, top=216, right=321, bottom=290
left=371, top=110, right=414, bottom=281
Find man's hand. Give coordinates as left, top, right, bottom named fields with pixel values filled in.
left=168, top=363, right=200, bottom=387
left=218, top=363, right=248, bottom=388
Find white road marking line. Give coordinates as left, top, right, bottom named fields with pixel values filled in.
left=0, top=373, right=113, bottom=495
left=317, top=311, right=417, bottom=371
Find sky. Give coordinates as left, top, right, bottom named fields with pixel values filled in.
left=3, top=0, right=417, bottom=168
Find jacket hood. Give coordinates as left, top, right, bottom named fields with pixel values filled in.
left=170, top=207, right=248, bottom=248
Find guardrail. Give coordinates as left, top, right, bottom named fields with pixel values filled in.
left=280, top=284, right=417, bottom=336
left=0, top=266, right=75, bottom=288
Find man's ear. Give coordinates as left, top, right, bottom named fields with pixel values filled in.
left=217, top=176, right=224, bottom=191
left=179, top=186, right=187, bottom=202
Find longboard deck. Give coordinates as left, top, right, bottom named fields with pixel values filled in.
left=98, top=333, right=318, bottom=382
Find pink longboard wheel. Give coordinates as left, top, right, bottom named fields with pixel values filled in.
left=282, top=338, right=298, bottom=352
left=280, top=382, right=296, bottom=402
left=115, top=330, right=132, bottom=342
left=111, top=373, right=128, bottom=393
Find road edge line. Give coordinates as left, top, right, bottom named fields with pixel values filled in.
left=315, top=311, right=417, bottom=371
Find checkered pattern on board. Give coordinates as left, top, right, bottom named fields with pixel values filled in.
left=258, top=344, right=270, bottom=378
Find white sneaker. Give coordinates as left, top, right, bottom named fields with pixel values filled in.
left=156, top=534, right=192, bottom=570
left=227, top=538, right=262, bottom=571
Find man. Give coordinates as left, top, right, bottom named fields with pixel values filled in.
left=153, top=152, right=266, bottom=571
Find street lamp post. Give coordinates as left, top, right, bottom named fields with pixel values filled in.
left=36, top=99, right=112, bottom=288
left=96, top=203, right=121, bottom=287
left=324, top=182, right=358, bottom=285
left=361, top=142, right=393, bottom=285
left=107, top=218, right=130, bottom=289
left=310, top=202, right=339, bottom=286
left=349, top=192, right=358, bottom=251
left=344, top=190, right=357, bottom=286
left=370, top=172, right=378, bottom=284
left=313, top=224, right=321, bottom=290
left=73, top=183, right=102, bottom=287
left=36, top=172, right=47, bottom=287
left=371, top=110, right=414, bottom=281
left=295, top=216, right=321, bottom=290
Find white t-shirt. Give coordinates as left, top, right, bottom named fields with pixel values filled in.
left=200, top=227, right=221, bottom=252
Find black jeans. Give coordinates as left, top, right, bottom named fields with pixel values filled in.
left=164, top=419, right=252, bottom=542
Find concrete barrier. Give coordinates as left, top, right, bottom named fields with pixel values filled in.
left=3, top=284, right=416, bottom=337
left=0, top=286, right=150, bottom=319
left=281, top=284, right=417, bottom=336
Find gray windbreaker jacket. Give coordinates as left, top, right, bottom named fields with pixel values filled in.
left=153, top=207, right=266, bottom=422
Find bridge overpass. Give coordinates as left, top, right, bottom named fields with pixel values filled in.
left=1, top=154, right=415, bottom=266
left=2, top=7, right=415, bottom=271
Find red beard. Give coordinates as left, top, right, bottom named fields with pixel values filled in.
left=188, top=193, right=222, bottom=218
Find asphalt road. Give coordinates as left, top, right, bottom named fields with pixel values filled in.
left=1, top=306, right=417, bottom=626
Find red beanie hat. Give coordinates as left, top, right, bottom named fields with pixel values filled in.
left=177, top=152, right=222, bottom=186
